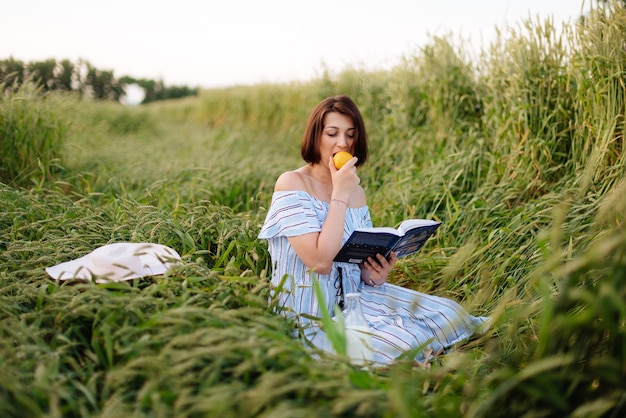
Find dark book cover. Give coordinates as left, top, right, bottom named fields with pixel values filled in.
left=333, top=220, right=441, bottom=264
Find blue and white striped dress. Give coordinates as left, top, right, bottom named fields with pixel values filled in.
left=259, top=190, right=489, bottom=364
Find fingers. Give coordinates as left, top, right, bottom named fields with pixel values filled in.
left=340, top=158, right=359, bottom=182
left=344, top=156, right=358, bottom=170
left=328, top=155, right=361, bottom=183
left=346, top=157, right=358, bottom=173
left=365, top=253, right=392, bottom=281
left=329, top=155, right=358, bottom=172
left=328, top=155, right=338, bottom=173
left=330, top=156, right=360, bottom=194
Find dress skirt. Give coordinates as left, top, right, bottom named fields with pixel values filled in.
left=259, top=190, right=489, bottom=364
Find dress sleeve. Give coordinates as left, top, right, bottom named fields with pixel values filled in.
left=258, top=191, right=322, bottom=239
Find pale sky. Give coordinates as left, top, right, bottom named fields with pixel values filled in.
left=3, top=0, right=591, bottom=89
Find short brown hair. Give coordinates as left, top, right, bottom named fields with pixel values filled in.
left=301, top=95, right=368, bottom=167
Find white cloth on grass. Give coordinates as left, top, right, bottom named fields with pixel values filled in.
left=45, top=242, right=181, bottom=283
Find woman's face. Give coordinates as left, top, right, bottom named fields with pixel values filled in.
left=318, top=112, right=356, bottom=165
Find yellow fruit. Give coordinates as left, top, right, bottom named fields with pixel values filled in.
left=333, top=151, right=353, bottom=169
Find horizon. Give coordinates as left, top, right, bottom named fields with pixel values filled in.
left=3, top=0, right=592, bottom=90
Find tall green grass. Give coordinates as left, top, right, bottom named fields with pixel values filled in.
left=0, top=81, right=66, bottom=187
left=1, top=2, right=626, bottom=416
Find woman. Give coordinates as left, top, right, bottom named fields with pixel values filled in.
left=259, top=95, right=488, bottom=364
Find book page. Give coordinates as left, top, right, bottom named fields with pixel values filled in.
left=353, top=226, right=401, bottom=236
left=392, top=223, right=441, bottom=258
left=397, top=219, right=439, bottom=235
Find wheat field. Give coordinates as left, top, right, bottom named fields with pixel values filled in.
left=1, top=3, right=626, bottom=417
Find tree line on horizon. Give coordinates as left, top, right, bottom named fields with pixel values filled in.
left=0, top=57, right=198, bottom=104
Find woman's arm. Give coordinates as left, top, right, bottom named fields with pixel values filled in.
left=278, top=157, right=361, bottom=275
left=287, top=200, right=347, bottom=274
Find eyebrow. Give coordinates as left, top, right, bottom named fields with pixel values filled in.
left=324, top=126, right=356, bottom=130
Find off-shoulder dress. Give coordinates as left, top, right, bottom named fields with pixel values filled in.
left=259, top=190, right=489, bottom=364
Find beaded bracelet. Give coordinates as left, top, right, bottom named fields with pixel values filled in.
left=331, top=198, right=348, bottom=207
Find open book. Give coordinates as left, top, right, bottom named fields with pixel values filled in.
left=333, top=219, right=441, bottom=264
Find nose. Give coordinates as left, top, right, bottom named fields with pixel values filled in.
left=337, top=133, right=349, bottom=148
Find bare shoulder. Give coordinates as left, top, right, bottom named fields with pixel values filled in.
left=352, top=185, right=367, bottom=207
left=274, top=170, right=307, bottom=192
